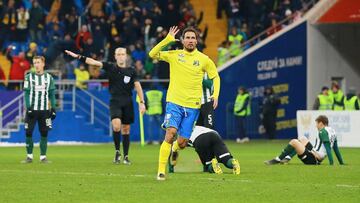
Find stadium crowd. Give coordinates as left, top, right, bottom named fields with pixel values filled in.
left=216, top=0, right=319, bottom=66
left=0, top=0, right=324, bottom=88
left=0, top=0, right=205, bottom=89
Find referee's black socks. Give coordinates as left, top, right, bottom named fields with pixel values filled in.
left=122, top=134, right=130, bottom=157
left=113, top=131, right=121, bottom=151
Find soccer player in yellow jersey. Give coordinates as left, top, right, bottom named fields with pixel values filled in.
left=149, top=26, right=220, bottom=180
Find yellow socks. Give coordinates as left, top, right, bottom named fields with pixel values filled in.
left=158, top=141, right=172, bottom=174
left=172, top=140, right=181, bottom=153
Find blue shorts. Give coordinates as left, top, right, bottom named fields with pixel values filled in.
left=162, top=102, right=200, bottom=139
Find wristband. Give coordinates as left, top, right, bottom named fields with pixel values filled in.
left=78, top=55, right=87, bottom=63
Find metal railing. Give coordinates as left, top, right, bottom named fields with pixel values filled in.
left=0, top=93, right=24, bottom=137
left=76, top=88, right=111, bottom=136
left=0, top=78, right=170, bottom=138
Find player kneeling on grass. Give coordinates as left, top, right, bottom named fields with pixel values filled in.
left=169, top=126, right=240, bottom=174
left=264, top=115, right=344, bottom=165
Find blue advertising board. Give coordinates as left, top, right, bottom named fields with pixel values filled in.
left=216, top=22, right=307, bottom=139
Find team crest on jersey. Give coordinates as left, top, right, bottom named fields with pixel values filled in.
left=123, top=76, right=131, bottom=84
left=193, top=60, right=200, bottom=66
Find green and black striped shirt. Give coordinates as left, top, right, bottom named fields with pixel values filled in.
left=24, top=72, right=56, bottom=110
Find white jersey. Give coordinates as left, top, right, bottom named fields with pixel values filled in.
left=189, top=126, right=215, bottom=143
left=313, top=126, right=337, bottom=160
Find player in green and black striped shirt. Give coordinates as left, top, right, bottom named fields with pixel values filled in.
left=22, top=56, right=56, bottom=163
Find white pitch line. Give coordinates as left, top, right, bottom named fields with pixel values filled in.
left=336, top=184, right=360, bottom=188
left=203, top=177, right=252, bottom=183
left=0, top=169, right=148, bottom=178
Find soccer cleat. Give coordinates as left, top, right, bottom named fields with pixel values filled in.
left=40, top=158, right=50, bottom=164
left=21, top=157, right=33, bottom=164
left=157, top=173, right=166, bottom=181
left=211, top=158, right=223, bottom=174
left=231, top=159, right=241, bottom=175
left=113, top=151, right=121, bottom=164
left=171, top=151, right=179, bottom=166
left=123, top=156, right=131, bottom=165
left=280, top=157, right=292, bottom=164
left=264, top=158, right=281, bottom=165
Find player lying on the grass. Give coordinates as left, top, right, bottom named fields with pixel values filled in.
left=264, top=115, right=344, bottom=165
left=168, top=126, right=240, bottom=174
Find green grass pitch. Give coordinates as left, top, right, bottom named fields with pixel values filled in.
left=0, top=140, right=359, bottom=202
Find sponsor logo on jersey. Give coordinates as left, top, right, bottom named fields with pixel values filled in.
left=124, top=76, right=131, bottom=84
left=193, top=60, right=200, bottom=66
left=34, top=84, right=47, bottom=91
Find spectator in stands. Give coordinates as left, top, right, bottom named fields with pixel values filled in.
left=29, top=0, right=44, bottom=44
left=107, top=35, right=124, bottom=62
left=47, top=21, right=65, bottom=42
left=0, top=65, right=6, bottom=88
left=75, top=25, right=92, bottom=51
left=134, top=60, right=146, bottom=80
left=278, top=0, right=293, bottom=20
left=261, top=86, right=280, bottom=139
left=64, top=11, right=78, bottom=38
left=82, top=37, right=100, bottom=59
left=131, top=42, right=146, bottom=63
left=226, top=0, right=242, bottom=33
left=74, top=63, right=90, bottom=89
left=239, top=23, right=250, bottom=50
left=228, top=26, right=244, bottom=58
left=0, top=0, right=17, bottom=43
left=162, top=2, right=180, bottom=29
left=248, top=0, right=266, bottom=37
left=143, top=18, right=157, bottom=54
left=7, top=50, right=30, bottom=90
left=16, top=6, right=30, bottom=42
left=91, top=25, right=106, bottom=56
left=86, top=0, right=106, bottom=17
left=313, top=86, right=333, bottom=110
left=267, top=17, right=282, bottom=36
left=26, top=42, right=39, bottom=62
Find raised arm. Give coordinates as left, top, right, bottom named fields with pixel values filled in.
left=65, top=50, right=103, bottom=67
left=148, top=26, right=178, bottom=60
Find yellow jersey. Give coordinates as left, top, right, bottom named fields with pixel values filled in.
left=149, top=35, right=220, bottom=109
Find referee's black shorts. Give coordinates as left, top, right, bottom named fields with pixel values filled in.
left=193, top=131, right=232, bottom=165
left=25, top=110, right=51, bottom=133
left=110, top=97, right=134, bottom=124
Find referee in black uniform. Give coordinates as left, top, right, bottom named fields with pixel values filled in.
left=65, top=48, right=146, bottom=164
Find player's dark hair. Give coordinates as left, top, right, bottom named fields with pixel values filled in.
left=181, top=27, right=199, bottom=40
left=316, top=115, right=329, bottom=126
left=33, top=56, right=45, bottom=62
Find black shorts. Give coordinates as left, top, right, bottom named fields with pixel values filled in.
left=25, top=110, right=52, bottom=133
left=192, top=131, right=232, bottom=166
left=196, top=101, right=214, bottom=129
left=110, top=97, right=134, bottom=124
left=298, top=149, right=319, bottom=165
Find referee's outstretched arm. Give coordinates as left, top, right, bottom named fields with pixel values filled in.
left=65, top=50, right=103, bottom=67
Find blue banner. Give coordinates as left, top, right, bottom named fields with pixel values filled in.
left=216, top=22, right=307, bottom=139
